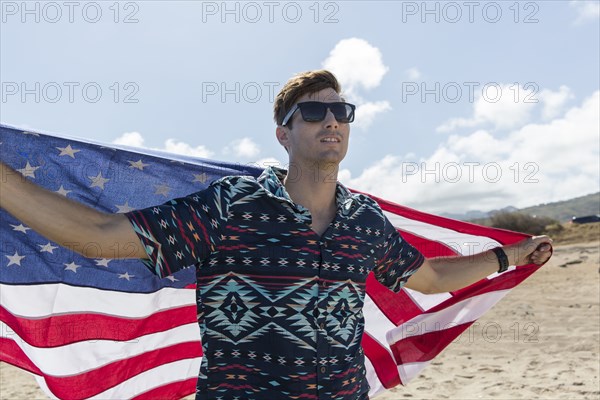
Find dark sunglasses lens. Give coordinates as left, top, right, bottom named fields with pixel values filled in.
left=329, top=103, right=354, bottom=123
left=299, top=103, right=327, bottom=121
left=299, top=102, right=355, bottom=123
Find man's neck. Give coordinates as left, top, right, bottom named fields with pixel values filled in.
left=282, top=161, right=338, bottom=216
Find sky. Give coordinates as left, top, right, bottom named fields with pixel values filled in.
left=1, top=0, right=599, bottom=215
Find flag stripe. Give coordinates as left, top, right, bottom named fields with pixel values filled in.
left=0, top=322, right=200, bottom=375
left=0, top=283, right=194, bottom=318
left=33, top=359, right=201, bottom=400
left=361, top=332, right=401, bottom=389
left=3, top=336, right=201, bottom=399
left=0, top=303, right=198, bottom=347
left=131, top=378, right=198, bottom=400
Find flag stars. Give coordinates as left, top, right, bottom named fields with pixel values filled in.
left=56, top=144, right=81, bottom=158
left=154, top=184, right=171, bottom=197
left=39, top=242, right=58, bottom=254
left=119, top=272, right=134, bottom=281
left=6, top=251, right=25, bottom=266
left=11, top=224, right=31, bottom=234
left=17, top=162, right=40, bottom=178
left=115, top=201, right=135, bottom=213
left=166, top=275, right=178, bottom=282
left=89, top=172, right=110, bottom=190
left=193, top=173, right=208, bottom=184
left=94, top=258, right=111, bottom=267
left=128, top=159, right=149, bottom=171
left=56, top=185, right=72, bottom=197
left=64, top=262, right=81, bottom=273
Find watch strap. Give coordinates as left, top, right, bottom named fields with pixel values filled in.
left=491, top=247, right=510, bottom=273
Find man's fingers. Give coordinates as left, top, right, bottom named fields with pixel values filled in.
left=537, top=243, right=552, bottom=252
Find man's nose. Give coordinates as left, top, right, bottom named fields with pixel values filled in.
left=323, top=108, right=339, bottom=129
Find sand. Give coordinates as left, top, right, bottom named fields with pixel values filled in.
left=1, top=241, right=598, bottom=400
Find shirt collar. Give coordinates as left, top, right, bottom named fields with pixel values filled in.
left=257, top=166, right=355, bottom=212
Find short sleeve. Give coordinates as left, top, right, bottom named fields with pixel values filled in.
left=125, top=186, right=226, bottom=278
left=373, top=216, right=425, bottom=293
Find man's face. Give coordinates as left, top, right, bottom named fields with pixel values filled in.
left=277, top=88, right=350, bottom=171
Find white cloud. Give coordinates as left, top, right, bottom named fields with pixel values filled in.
left=321, top=38, right=391, bottom=130
left=112, top=132, right=213, bottom=158
left=163, top=139, right=213, bottom=158
left=570, top=0, right=600, bottom=24
left=406, top=67, right=422, bottom=80
left=344, top=90, right=600, bottom=214
left=223, top=137, right=261, bottom=158
left=437, top=83, right=538, bottom=132
left=354, top=101, right=392, bottom=129
left=112, top=131, right=145, bottom=147
left=539, top=86, right=575, bottom=120
left=322, top=38, right=389, bottom=95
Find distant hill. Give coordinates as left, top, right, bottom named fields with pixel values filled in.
left=518, top=192, right=600, bottom=222
left=443, top=192, right=600, bottom=223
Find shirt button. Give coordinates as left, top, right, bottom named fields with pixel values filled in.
left=320, top=366, right=326, bottom=374
left=320, top=322, right=325, bottom=330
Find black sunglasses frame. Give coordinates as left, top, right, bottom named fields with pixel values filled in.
left=281, top=101, right=356, bottom=126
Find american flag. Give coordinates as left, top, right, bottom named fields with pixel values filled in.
left=0, top=124, right=540, bottom=399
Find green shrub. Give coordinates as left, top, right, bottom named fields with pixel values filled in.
left=489, top=212, right=561, bottom=235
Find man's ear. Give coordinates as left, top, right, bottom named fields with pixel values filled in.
left=276, top=126, right=289, bottom=147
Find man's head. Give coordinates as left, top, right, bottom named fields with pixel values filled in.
left=273, top=70, right=342, bottom=129
left=274, top=70, right=353, bottom=169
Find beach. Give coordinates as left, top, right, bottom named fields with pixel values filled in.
left=2, top=239, right=598, bottom=399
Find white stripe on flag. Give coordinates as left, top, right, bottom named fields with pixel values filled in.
left=364, top=355, right=385, bottom=399
left=403, top=288, right=453, bottom=312
left=1, top=322, right=200, bottom=375
left=363, top=293, right=396, bottom=352
left=34, top=358, right=202, bottom=400
left=388, top=289, right=512, bottom=343
left=0, top=283, right=195, bottom=317
left=384, top=211, right=501, bottom=255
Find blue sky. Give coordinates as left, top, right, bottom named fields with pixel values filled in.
left=2, top=0, right=599, bottom=214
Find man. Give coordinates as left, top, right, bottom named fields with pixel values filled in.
left=0, top=70, right=552, bottom=399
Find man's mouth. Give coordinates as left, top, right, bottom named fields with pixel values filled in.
left=320, top=137, right=340, bottom=143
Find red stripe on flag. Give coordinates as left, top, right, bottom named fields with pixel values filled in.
left=362, top=332, right=402, bottom=388
left=132, top=378, right=198, bottom=400
left=0, top=304, right=198, bottom=347
left=396, top=229, right=459, bottom=258
left=433, top=263, right=542, bottom=311
left=0, top=338, right=43, bottom=375
left=390, top=321, right=473, bottom=364
left=371, top=194, right=529, bottom=245
left=366, top=273, right=423, bottom=325
left=1, top=338, right=202, bottom=399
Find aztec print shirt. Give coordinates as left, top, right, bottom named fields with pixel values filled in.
left=126, top=166, right=425, bottom=400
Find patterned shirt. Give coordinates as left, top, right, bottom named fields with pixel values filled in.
left=126, top=166, right=424, bottom=400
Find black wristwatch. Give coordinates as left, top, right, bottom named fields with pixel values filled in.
left=491, top=247, right=510, bottom=273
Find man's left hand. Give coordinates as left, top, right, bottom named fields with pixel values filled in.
left=504, top=235, right=553, bottom=266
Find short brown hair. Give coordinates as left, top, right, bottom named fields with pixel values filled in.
left=273, top=69, right=342, bottom=127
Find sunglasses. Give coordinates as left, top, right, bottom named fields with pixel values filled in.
left=282, top=101, right=356, bottom=126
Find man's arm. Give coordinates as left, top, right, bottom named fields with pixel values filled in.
left=404, top=236, right=552, bottom=294
left=0, top=162, right=147, bottom=259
